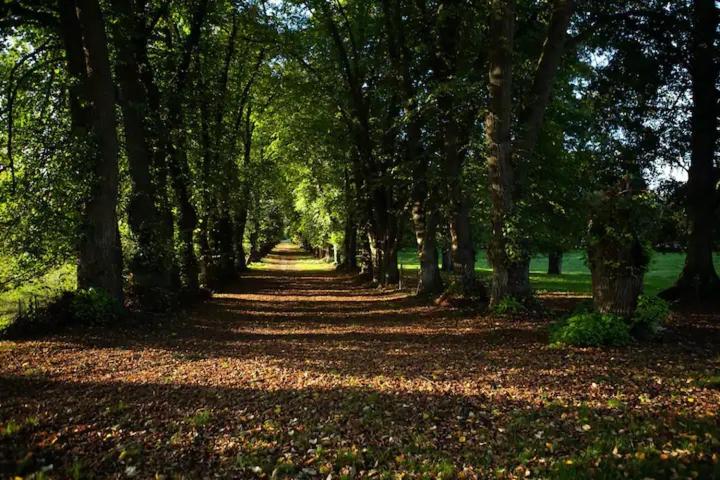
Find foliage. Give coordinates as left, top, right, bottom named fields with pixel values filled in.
left=587, top=189, right=659, bottom=276
left=550, top=312, right=632, bottom=347
left=491, top=296, right=526, bottom=316
left=69, top=288, right=123, bottom=325
left=0, top=287, right=122, bottom=339
left=551, top=295, right=670, bottom=347
left=2, top=250, right=719, bottom=479
left=630, top=295, right=670, bottom=337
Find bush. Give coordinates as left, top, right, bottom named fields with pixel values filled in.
left=70, top=288, right=123, bottom=324
left=550, top=312, right=632, bottom=347
left=491, top=296, right=526, bottom=315
left=630, top=295, right=670, bottom=337
left=0, top=288, right=123, bottom=339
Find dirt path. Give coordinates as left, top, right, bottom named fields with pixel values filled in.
left=1, top=244, right=719, bottom=478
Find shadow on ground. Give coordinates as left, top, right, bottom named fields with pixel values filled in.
left=1, top=244, right=719, bottom=478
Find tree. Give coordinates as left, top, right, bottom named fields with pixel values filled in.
left=484, top=0, right=574, bottom=306
left=663, top=0, right=720, bottom=302
left=109, top=0, right=177, bottom=310
left=63, top=0, right=124, bottom=301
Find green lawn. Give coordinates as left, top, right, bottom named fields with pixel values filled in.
left=398, top=249, right=720, bottom=295
left=0, top=264, right=76, bottom=327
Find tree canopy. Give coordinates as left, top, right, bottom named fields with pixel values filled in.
left=0, top=0, right=717, bottom=314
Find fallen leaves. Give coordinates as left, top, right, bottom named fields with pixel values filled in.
left=0, top=246, right=719, bottom=478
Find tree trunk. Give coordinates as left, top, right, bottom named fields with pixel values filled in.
left=366, top=186, right=399, bottom=285
left=485, top=0, right=572, bottom=306
left=367, top=229, right=381, bottom=283
left=234, top=104, right=254, bottom=272
left=486, top=0, right=529, bottom=305
left=72, top=0, right=124, bottom=302
left=359, top=234, right=373, bottom=278
left=368, top=188, right=400, bottom=285
left=663, top=0, right=720, bottom=301
left=164, top=0, right=209, bottom=294
left=171, top=157, right=200, bottom=293
left=198, top=215, right=213, bottom=288
left=382, top=0, right=439, bottom=293
left=447, top=171, right=477, bottom=293
left=134, top=26, right=179, bottom=292
left=233, top=187, right=250, bottom=272
left=340, top=215, right=358, bottom=271
left=413, top=200, right=442, bottom=294
left=198, top=92, right=219, bottom=288
left=110, top=0, right=175, bottom=310
left=548, top=251, right=563, bottom=275
left=589, top=244, right=644, bottom=317
left=440, top=77, right=477, bottom=295
left=384, top=234, right=400, bottom=284
left=338, top=168, right=358, bottom=271
left=207, top=13, right=239, bottom=283
left=441, top=247, right=453, bottom=272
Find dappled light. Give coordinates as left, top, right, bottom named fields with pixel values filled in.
left=2, top=245, right=719, bottom=477
left=2, top=0, right=720, bottom=478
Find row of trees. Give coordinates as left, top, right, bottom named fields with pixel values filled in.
left=1, top=0, right=285, bottom=311
left=270, top=0, right=719, bottom=315
left=1, top=0, right=718, bottom=318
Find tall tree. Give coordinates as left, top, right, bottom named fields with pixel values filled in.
left=663, top=0, right=720, bottom=302
left=110, top=0, right=177, bottom=310
left=68, top=0, right=124, bottom=301
left=165, top=0, right=210, bottom=294
left=382, top=0, right=442, bottom=294
left=485, top=0, right=573, bottom=305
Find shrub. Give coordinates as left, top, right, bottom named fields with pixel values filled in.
left=630, top=295, right=670, bottom=337
left=70, top=288, right=123, bottom=324
left=0, top=288, right=122, bottom=339
left=491, top=296, right=526, bottom=315
left=550, top=312, right=632, bottom=347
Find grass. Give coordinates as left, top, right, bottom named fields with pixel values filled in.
left=398, top=249, right=720, bottom=295
left=0, top=263, right=76, bottom=327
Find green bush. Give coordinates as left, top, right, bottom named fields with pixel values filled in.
left=70, top=288, right=123, bottom=324
left=550, top=312, right=632, bottom=347
left=630, top=295, right=670, bottom=337
left=0, top=288, right=122, bottom=339
left=491, top=296, right=526, bottom=315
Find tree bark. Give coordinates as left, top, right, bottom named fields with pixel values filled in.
left=69, top=0, right=124, bottom=302
left=233, top=105, right=254, bottom=272
left=338, top=168, right=358, bottom=271
left=198, top=85, right=217, bottom=288
left=548, top=250, right=563, bottom=275
left=444, top=120, right=477, bottom=293
left=342, top=218, right=358, bottom=270
left=133, top=22, right=178, bottom=291
left=207, top=13, right=239, bottom=282
left=485, top=0, right=526, bottom=305
left=382, top=0, right=441, bottom=294
left=663, top=0, right=720, bottom=301
left=368, top=187, right=400, bottom=285
left=110, top=0, right=176, bottom=310
left=233, top=193, right=249, bottom=271
left=413, top=202, right=442, bottom=294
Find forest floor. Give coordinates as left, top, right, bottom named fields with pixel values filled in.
left=1, top=243, right=719, bottom=479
